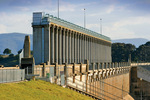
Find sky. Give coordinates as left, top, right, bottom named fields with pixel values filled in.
left=0, top=0, right=150, bottom=40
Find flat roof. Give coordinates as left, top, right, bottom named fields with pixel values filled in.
left=32, top=12, right=111, bottom=42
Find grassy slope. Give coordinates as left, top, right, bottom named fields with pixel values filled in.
left=0, top=80, right=93, bottom=100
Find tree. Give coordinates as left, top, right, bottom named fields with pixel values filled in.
left=112, top=43, right=135, bottom=62
left=18, top=49, right=22, bottom=54
left=132, top=41, right=150, bottom=62
left=3, top=48, right=11, bottom=55
left=9, top=53, right=14, bottom=57
left=31, top=50, right=33, bottom=55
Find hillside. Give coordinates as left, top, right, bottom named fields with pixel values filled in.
left=0, top=33, right=149, bottom=55
left=112, top=38, right=149, bottom=47
left=0, top=55, right=19, bottom=67
left=0, top=33, right=32, bottom=55
left=0, top=80, right=93, bottom=100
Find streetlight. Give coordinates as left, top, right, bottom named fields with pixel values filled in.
left=100, top=18, right=102, bottom=34
left=84, top=8, right=86, bottom=28
left=58, top=0, right=59, bottom=18
left=140, top=78, right=142, bottom=100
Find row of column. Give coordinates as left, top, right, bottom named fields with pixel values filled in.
left=92, top=62, right=130, bottom=70
left=33, top=24, right=112, bottom=65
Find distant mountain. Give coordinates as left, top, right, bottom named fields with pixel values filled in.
left=112, top=38, right=149, bottom=48
left=0, top=33, right=149, bottom=55
left=0, top=33, right=33, bottom=55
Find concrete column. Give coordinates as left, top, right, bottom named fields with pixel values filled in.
left=93, top=38, right=95, bottom=63
left=100, top=63, right=102, bottom=69
left=109, top=62, right=111, bottom=68
left=44, top=25, right=50, bottom=63
left=79, top=34, right=82, bottom=63
left=71, top=31, right=74, bottom=63
left=64, top=63, right=67, bottom=85
left=58, top=27, right=62, bottom=64
left=41, top=27, right=44, bottom=63
left=101, top=42, right=103, bottom=62
left=90, top=38, right=92, bottom=64
left=80, top=63, right=82, bottom=81
left=95, top=39, right=97, bottom=63
left=24, top=35, right=31, bottom=58
left=111, top=62, right=114, bottom=68
left=93, top=39, right=95, bottom=63
left=115, top=62, right=118, bottom=68
left=97, top=40, right=98, bottom=62
left=55, top=26, right=58, bottom=63
left=74, top=32, right=76, bottom=63
left=73, top=63, right=75, bottom=83
left=65, top=30, right=68, bottom=64
left=91, top=38, right=93, bottom=63
left=54, top=63, right=58, bottom=83
left=42, top=63, right=46, bottom=77
left=33, top=26, right=42, bottom=65
left=97, top=63, right=100, bottom=70
left=84, top=35, right=86, bottom=63
left=92, top=63, right=95, bottom=71
left=89, top=38, right=91, bottom=64
left=85, top=60, right=89, bottom=72
left=96, top=39, right=98, bottom=63
left=49, top=26, right=51, bottom=64
left=81, top=35, right=84, bottom=63
left=87, top=37, right=89, bottom=62
left=92, top=38, right=94, bottom=63
left=101, top=63, right=104, bottom=69
left=68, top=30, right=71, bottom=64
left=62, top=28, right=65, bottom=64
left=98, top=41, right=100, bottom=62
left=106, top=62, right=108, bottom=69
left=77, top=33, right=79, bottom=63
left=100, top=42, right=102, bottom=62
left=51, top=25, right=54, bottom=64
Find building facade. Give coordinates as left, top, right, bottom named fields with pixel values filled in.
left=32, top=12, right=111, bottom=65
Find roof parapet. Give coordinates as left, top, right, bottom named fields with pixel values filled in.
left=32, top=12, right=111, bottom=42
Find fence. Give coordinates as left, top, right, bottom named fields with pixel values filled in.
left=67, top=77, right=129, bottom=100
left=25, top=66, right=65, bottom=86
left=0, top=69, right=25, bottom=83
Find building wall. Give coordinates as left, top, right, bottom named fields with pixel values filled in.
left=33, top=26, right=42, bottom=64
left=89, top=73, right=130, bottom=100
left=33, top=24, right=111, bottom=65
left=130, top=66, right=150, bottom=100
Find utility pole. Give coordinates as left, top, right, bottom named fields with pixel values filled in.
left=58, top=0, right=59, bottom=18
left=100, top=18, right=102, bottom=34
left=84, top=8, right=86, bottom=28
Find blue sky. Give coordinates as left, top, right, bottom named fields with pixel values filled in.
left=0, top=0, right=150, bottom=40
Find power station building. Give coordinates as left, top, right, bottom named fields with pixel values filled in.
left=32, top=12, right=112, bottom=65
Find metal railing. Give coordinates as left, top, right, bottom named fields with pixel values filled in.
left=66, top=67, right=129, bottom=100
left=67, top=77, right=125, bottom=100
left=0, top=69, right=25, bottom=83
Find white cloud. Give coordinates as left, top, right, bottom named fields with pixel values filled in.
left=103, top=15, right=150, bottom=40
left=0, top=24, right=7, bottom=33
left=86, top=23, right=99, bottom=29
left=0, top=12, right=32, bottom=34
left=114, top=16, right=150, bottom=27
left=14, top=6, right=30, bottom=12
left=60, top=4, right=75, bottom=12
left=106, top=5, right=115, bottom=14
